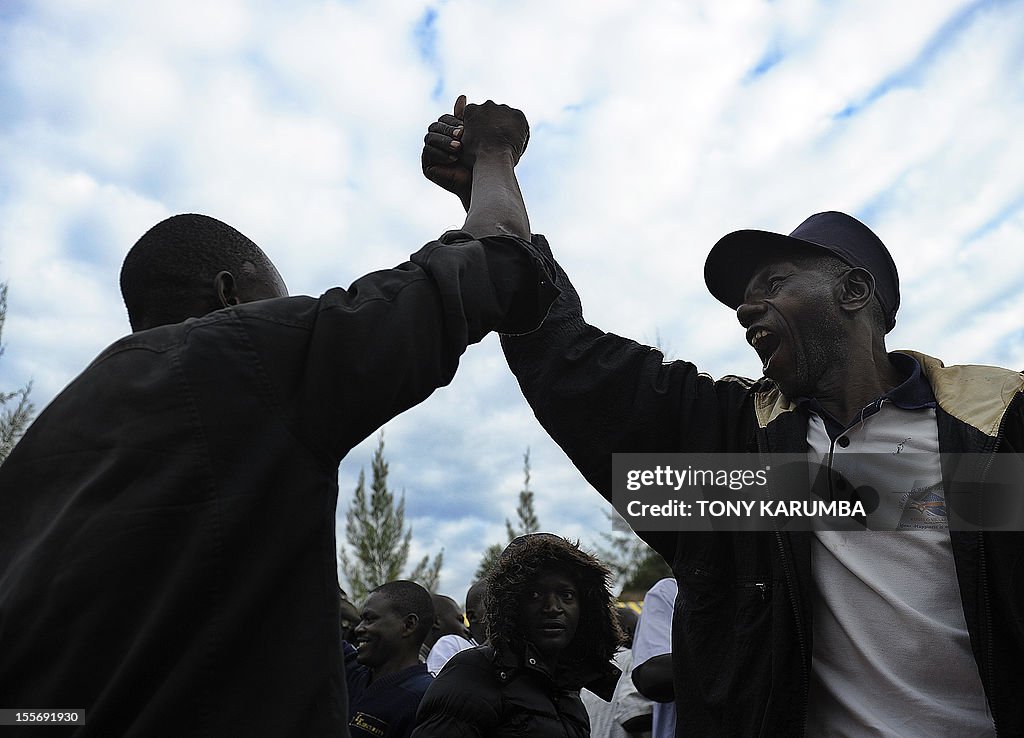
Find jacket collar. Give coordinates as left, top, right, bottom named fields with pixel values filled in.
left=487, top=641, right=620, bottom=697
left=901, top=350, right=1024, bottom=438
left=754, top=350, right=1024, bottom=438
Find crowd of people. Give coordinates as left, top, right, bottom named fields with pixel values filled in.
left=337, top=533, right=664, bottom=738
left=1, top=91, right=1021, bottom=737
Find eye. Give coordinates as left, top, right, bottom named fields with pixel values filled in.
left=561, top=590, right=576, bottom=601
left=765, top=276, right=785, bottom=296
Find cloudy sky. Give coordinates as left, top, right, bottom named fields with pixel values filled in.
left=2, top=0, right=1023, bottom=603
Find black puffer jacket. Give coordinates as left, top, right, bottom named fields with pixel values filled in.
left=412, top=534, right=622, bottom=737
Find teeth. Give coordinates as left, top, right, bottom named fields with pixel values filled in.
left=749, top=329, right=769, bottom=347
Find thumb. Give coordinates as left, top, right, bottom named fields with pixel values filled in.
left=453, top=94, right=467, bottom=119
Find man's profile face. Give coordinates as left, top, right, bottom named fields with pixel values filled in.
left=465, top=586, right=487, bottom=644
left=434, top=597, right=471, bottom=641
left=519, top=570, right=581, bottom=661
left=353, top=593, right=408, bottom=669
left=739, top=257, right=846, bottom=398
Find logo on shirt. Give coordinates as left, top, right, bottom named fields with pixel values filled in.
left=898, top=482, right=948, bottom=530
left=350, top=712, right=387, bottom=737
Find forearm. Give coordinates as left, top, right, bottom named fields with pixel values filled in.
left=461, top=150, right=530, bottom=241
left=632, top=654, right=674, bottom=702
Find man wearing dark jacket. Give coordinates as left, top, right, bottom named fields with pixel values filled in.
left=0, top=97, right=556, bottom=737
left=412, top=533, right=623, bottom=738
left=499, top=215, right=1023, bottom=736
left=418, top=120, right=1023, bottom=737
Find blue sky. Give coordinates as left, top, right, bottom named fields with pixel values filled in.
left=2, top=0, right=1023, bottom=604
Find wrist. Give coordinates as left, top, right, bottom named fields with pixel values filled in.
left=468, top=146, right=517, bottom=168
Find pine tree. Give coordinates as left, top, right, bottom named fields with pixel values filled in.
left=594, top=508, right=671, bottom=595
left=338, top=432, right=443, bottom=602
left=475, top=448, right=540, bottom=579
left=505, top=448, right=539, bottom=540
left=474, top=542, right=504, bottom=582
left=0, top=281, right=34, bottom=464
left=407, top=548, right=444, bottom=593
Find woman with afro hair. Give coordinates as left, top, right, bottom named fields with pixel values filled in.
left=412, top=533, right=624, bottom=737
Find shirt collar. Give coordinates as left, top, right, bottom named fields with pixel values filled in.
left=795, top=352, right=936, bottom=437
left=884, top=351, right=936, bottom=410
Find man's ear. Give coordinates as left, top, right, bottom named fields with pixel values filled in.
left=402, top=613, right=420, bottom=639
left=837, top=267, right=874, bottom=315
left=214, top=271, right=239, bottom=308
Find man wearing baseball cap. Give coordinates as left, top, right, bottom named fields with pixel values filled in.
left=414, top=157, right=1024, bottom=735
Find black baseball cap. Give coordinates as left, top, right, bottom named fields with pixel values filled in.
left=703, top=211, right=900, bottom=332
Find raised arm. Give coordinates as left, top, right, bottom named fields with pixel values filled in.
left=228, top=100, right=556, bottom=465
left=421, top=100, right=695, bottom=494
left=420, top=99, right=755, bottom=520
left=499, top=244, right=717, bottom=495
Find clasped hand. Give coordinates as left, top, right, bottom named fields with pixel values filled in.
left=421, top=95, right=529, bottom=208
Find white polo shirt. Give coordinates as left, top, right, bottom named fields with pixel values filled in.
left=801, top=354, right=993, bottom=737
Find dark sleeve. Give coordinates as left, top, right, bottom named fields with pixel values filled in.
left=240, top=231, right=558, bottom=463
left=342, top=641, right=366, bottom=694
left=411, top=650, right=502, bottom=738
left=500, top=235, right=753, bottom=559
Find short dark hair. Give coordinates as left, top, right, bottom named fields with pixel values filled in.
left=369, top=580, right=435, bottom=645
left=432, top=593, right=461, bottom=617
left=120, top=213, right=277, bottom=331
left=466, top=580, right=487, bottom=608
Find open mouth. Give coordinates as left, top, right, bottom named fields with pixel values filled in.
left=747, top=328, right=781, bottom=372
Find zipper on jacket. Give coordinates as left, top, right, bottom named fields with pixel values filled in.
left=978, top=532, right=998, bottom=737
left=975, top=408, right=1010, bottom=737
left=774, top=530, right=809, bottom=737
left=757, top=434, right=808, bottom=736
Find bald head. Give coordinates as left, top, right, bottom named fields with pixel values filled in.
left=120, top=214, right=287, bottom=332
